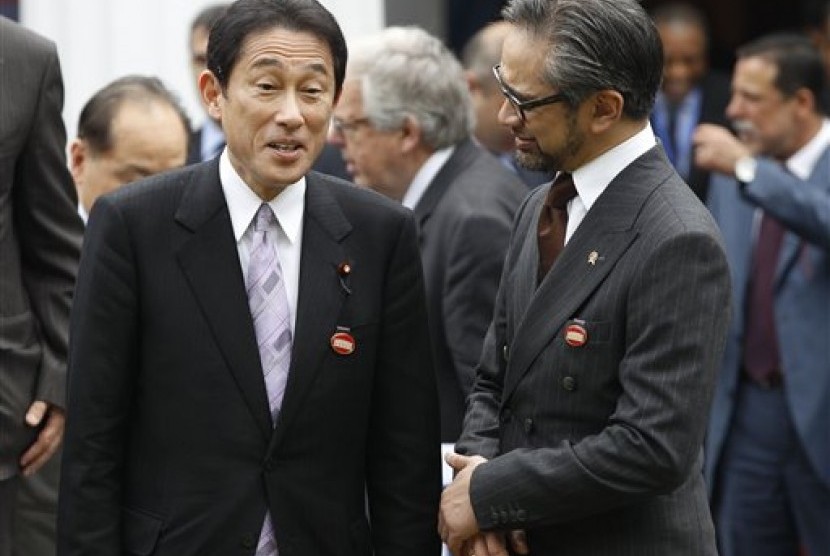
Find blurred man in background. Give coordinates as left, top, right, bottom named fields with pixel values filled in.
left=332, top=26, right=526, bottom=443
left=651, top=1, right=731, bottom=201
left=462, top=20, right=553, bottom=187
left=71, top=75, right=191, bottom=221
left=186, top=3, right=229, bottom=164
left=695, top=33, right=830, bottom=556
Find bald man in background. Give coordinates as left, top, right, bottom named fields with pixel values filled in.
left=461, top=21, right=553, bottom=188
left=70, top=75, right=191, bottom=221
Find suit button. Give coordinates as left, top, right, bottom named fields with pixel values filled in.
left=523, top=418, right=534, bottom=434
left=501, top=408, right=513, bottom=423
left=240, top=533, right=256, bottom=549
left=265, top=458, right=277, bottom=472
left=562, top=376, right=577, bottom=391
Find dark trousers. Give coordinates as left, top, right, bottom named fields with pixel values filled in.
left=0, top=475, right=19, bottom=556
left=13, top=449, right=60, bottom=556
left=715, top=381, right=830, bottom=556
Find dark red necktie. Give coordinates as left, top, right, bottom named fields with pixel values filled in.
left=742, top=212, right=786, bottom=382
left=537, top=173, right=578, bottom=281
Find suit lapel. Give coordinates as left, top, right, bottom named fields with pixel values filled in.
left=174, top=160, right=273, bottom=439
left=267, top=173, right=352, bottom=451
left=503, top=147, right=670, bottom=401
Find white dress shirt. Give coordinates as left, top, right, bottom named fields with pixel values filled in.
left=219, top=152, right=305, bottom=333
left=401, top=146, right=455, bottom=210
left=566, top=123, right=657, bottom=243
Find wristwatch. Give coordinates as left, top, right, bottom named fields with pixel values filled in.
left=734, top=155, right=757, bottom=184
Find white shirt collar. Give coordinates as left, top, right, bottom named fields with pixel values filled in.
left=401, top=145, right=456, bottom=210
left=219, top=151, right=306, bottom=243
left=786, top=119, right=830, bottom=180
left=571, top=122, right=657, bottom=212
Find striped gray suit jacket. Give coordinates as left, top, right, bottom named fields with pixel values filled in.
left=456, top=146, right=731, bottom=555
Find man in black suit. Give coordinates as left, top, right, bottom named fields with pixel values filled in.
left=330, top=26, right=527, bottom=444
left=650, top=2, right=731, bottom=202
left=58, top=1, right=441, bottom=555
left=438, top=0, right=731, bottom=554
left=0, top=16, right=84, bottom=556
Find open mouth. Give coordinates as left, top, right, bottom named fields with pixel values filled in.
left=267, top=141, right=303, bottom=152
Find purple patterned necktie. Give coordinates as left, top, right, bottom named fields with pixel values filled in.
left=247, top=204, right=292, bottom=556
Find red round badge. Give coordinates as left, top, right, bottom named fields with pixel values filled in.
left=330, top=332, right=356, bottom=355
left=564, top=324, right=588, bottom=347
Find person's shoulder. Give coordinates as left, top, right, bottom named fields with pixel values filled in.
left=308, top=170, right=412, bottom=220
left=443, top=142, right=527, bottom=209
left=0, top=16, right=57, bottom=59
left=105, top=163, right=203, bottom=212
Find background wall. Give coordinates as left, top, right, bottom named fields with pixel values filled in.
left=20, top=0, right=384, bottom=138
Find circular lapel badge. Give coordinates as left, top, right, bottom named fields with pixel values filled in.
left=564, top=324, right=588, bottom=347
left=330, top=332, right=356, bottom=355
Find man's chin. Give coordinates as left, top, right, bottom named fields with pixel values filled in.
left=515, top=151, right=556, bottom=172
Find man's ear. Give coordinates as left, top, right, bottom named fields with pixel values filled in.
left=69, top=139, right=87, bottom=187
left=199, top=70, right=223, bottom=121
left=792, top=86, right=818, bottom=117
left=399, top=115, right=423, bottom=154
left=589, top=89, right=624, bottom=134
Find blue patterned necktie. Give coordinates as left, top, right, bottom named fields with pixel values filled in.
left=247, top=203, right=292, bottom=556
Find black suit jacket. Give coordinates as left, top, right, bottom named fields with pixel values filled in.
left=58, top=160, right=441, bottom=556
left=0, top=16, right=83, bottom=480
left=414, top=140, right=526, bottom=441
left=457, top=146, right=732, bottom=554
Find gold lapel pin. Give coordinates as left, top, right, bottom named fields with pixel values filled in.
left=588, top=251, right=599, bottom=266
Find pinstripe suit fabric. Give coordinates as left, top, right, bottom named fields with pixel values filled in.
left=456, top=146, right=732, bottom=555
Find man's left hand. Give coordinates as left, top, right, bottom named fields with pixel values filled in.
left=439, top=453, right=487, bottom=555
left=19, top=401, right=65, bottom=476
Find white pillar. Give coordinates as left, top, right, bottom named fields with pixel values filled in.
left=20, top=0, right=384, bottom=139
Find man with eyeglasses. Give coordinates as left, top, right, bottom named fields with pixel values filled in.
left=438, top=0, right=731, bottom=555
left=330, top=26, right=526, bottom=446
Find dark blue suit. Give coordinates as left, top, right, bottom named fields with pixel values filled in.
left=705, top=151, right=830, bottom=556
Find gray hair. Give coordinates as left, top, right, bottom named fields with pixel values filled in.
left=503, top=0, right=663, bottom=120
left=348, top=26, right=474, bottom=150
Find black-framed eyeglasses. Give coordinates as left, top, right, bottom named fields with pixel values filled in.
left=331, top=116, right=372, bottom=136
left=492, top=64, right=566, bottom=122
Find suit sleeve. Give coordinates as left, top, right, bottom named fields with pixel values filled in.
left=442, top=212, right=513, bottom=395
left=468, top=230, right=732, bottom=529
left=58, top=197, right=138, bottom=555
left=12, top=42, right=83, bottom=407
left=366, top=212, right=442, bottom=556
left=743, top=158, right=830, bottom=250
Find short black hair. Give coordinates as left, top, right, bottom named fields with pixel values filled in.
left=738, top=33, right=826, bottom=113
left=503, top=0, right=663, bottom=120
left=77, top=75, right=191, bottom=154
left=207, top=0, right=347, bottom=97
